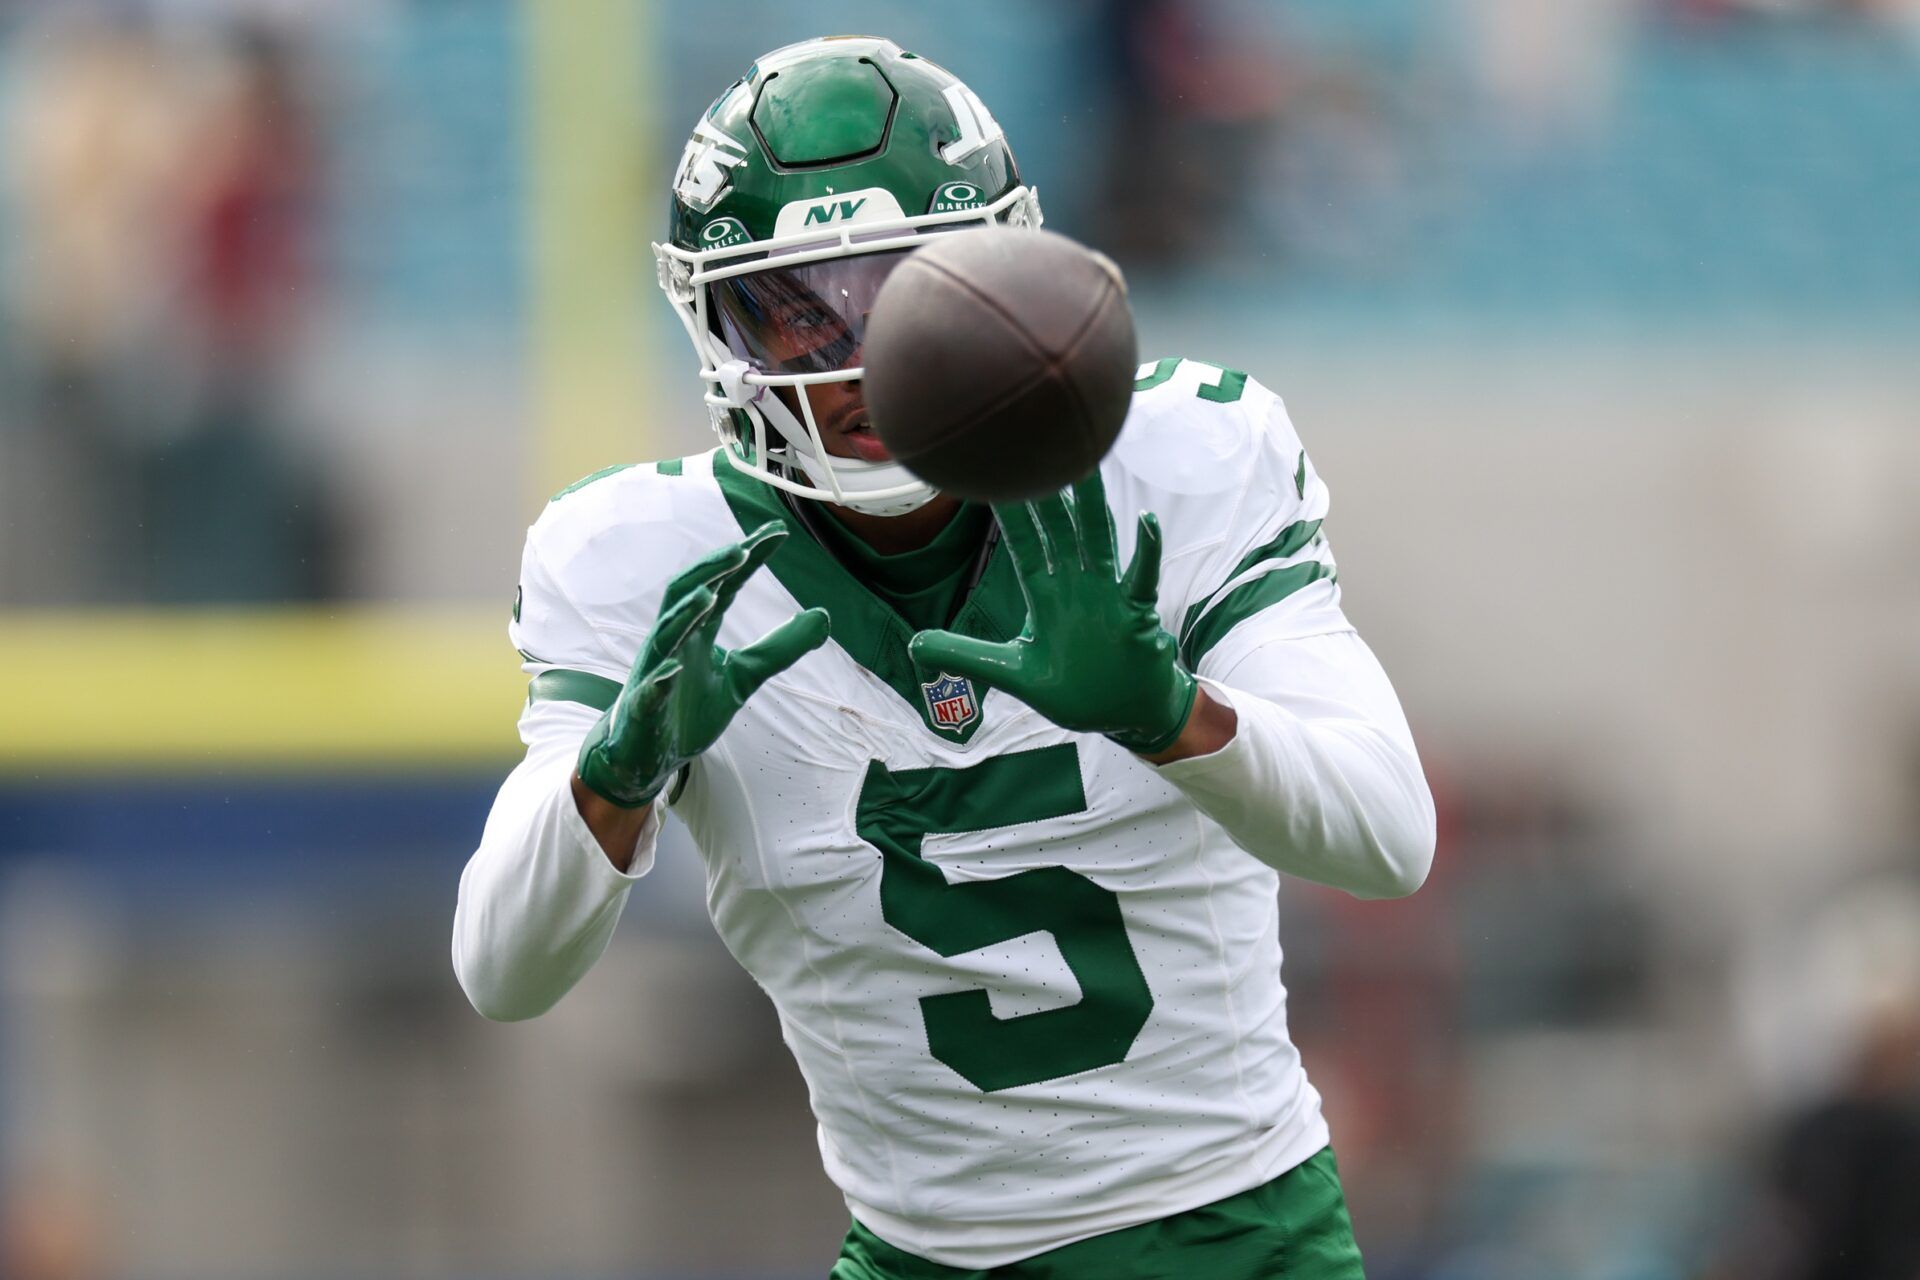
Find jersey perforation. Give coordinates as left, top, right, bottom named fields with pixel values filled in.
left=715, top=731, right=914, bottom=1213
left=1183, top=806, right=1261, bottom=1139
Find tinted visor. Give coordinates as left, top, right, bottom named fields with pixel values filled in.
left=710, top=249, right=910, bottom=376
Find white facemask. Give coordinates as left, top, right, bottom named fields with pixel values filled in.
left=747, top=384, right=939, bottom=517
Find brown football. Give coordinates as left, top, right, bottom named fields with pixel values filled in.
left=862, top=227, right=1137, bottom=502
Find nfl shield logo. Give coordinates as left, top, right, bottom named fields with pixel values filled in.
left=920, top=672, right=979, bottom=732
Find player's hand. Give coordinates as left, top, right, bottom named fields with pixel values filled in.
left=909, top=472, right=1197, bottom=755
left=577, top=523, right=829, bottom=808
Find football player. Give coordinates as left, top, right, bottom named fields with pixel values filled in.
left=455, top=35, right=1435, bottom=1280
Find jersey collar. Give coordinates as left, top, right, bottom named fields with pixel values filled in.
left=713, top=451, right=1023, bottom=744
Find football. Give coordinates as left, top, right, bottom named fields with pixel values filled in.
left=862, top=227, right=1138, bottom=503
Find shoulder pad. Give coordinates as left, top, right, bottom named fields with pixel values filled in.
left=1100, top=359, right=1340, bottom=653
left=1106, top=357, right=1308, bottom=532
left=526, top=453, right=735, bottom=626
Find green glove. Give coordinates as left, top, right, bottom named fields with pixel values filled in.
left=909, top=472, right=1197, bottom=756
left=578, top=522, right=829, bottom=807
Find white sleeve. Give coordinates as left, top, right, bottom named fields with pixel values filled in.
left=451, top=524, right=661, bottom=1022
left=452, top=700, right=664, bottom=1021
left=1151, top=626, right=1436, bottom=900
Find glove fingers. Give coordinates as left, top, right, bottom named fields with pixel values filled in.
left=990, top=501, right=1047, bottom=581
left=645, top=584, right=718, bottom=664
left=726, top=607, right=830, bottom=702
left=1122, top=512, right=1163, bottom=606
left=908, top=630, right=1026, bottom=690
left=709, top=521, right=787, bottom=613
left=1070, top=470, right=1117, bottom=574
left=611, top=655, right=682, bottom=749
left=683, top=576, right=741, bottom=678
left=1029, top=491, right=1081, bottom=573
left=634, top=656, right=683, bottom=714
left=664, top=542, right=749, bottom=605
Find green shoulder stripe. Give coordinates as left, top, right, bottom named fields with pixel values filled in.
left=1180, top=561, right=1335, bottom=667
left=528, top=669, right=622, bottom=711
left=656, top=457, right=684, bottom=476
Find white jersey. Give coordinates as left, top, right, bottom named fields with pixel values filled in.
left=456, top=359, right=1434, bottom=1267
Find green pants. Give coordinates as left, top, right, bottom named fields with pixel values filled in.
left=830, top=1147, right=1364, bottom=1280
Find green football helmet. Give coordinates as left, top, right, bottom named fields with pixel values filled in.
left=654, top=35, right=1042, bottom=515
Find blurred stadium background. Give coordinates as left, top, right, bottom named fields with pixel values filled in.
left=3, top=0, right=1919, bottom=1277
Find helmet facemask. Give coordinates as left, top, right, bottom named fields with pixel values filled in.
left=655, top=184, right=1042, bottom=516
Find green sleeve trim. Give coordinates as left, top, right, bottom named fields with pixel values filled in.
left=1180, top=519, right=1322, bottom=644
left=1219, top=519, right=1322, bottom=595
left=1180, top=561, right=1335, bottom=667
left=528, top=668, right=622, bottom=711
left=549, top=463, right=638, bottom=503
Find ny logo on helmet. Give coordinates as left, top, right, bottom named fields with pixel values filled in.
left=674, top=119, right=749, bottom=212
left=803, top=197, right=868, bottom=226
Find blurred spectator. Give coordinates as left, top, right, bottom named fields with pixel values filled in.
left=1709, top=1005, right=1920, bottom=1280
left=1765, top=1005, right=1920, bottom=1280
left=1714, top=881, right=1920, bottom=1280
left=136, top=20, right=336, bottom=602
left=1082, top=0, right=1289, bottom=264
left=1, top=14, right=336, bottom=604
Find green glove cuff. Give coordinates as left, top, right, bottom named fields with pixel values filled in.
left=575, top=710, right=667, bottom=810
left=1106, top=664, right=1199, bottom=757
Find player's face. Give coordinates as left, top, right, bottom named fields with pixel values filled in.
left=711, top=250, right=910, bottom=463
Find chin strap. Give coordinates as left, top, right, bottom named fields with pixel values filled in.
left=702, top=334, right=938, bottom=516
left=788, top=446, right=940, bottom=517
left=738, top=372, right=940, bottom=516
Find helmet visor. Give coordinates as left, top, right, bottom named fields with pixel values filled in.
left=710, top=249, right=910, bottom=376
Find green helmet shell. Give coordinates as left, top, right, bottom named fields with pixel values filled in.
left=654, top=36, right=1039, bottom=518
left=667, top=36, right=1024, bottom=249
